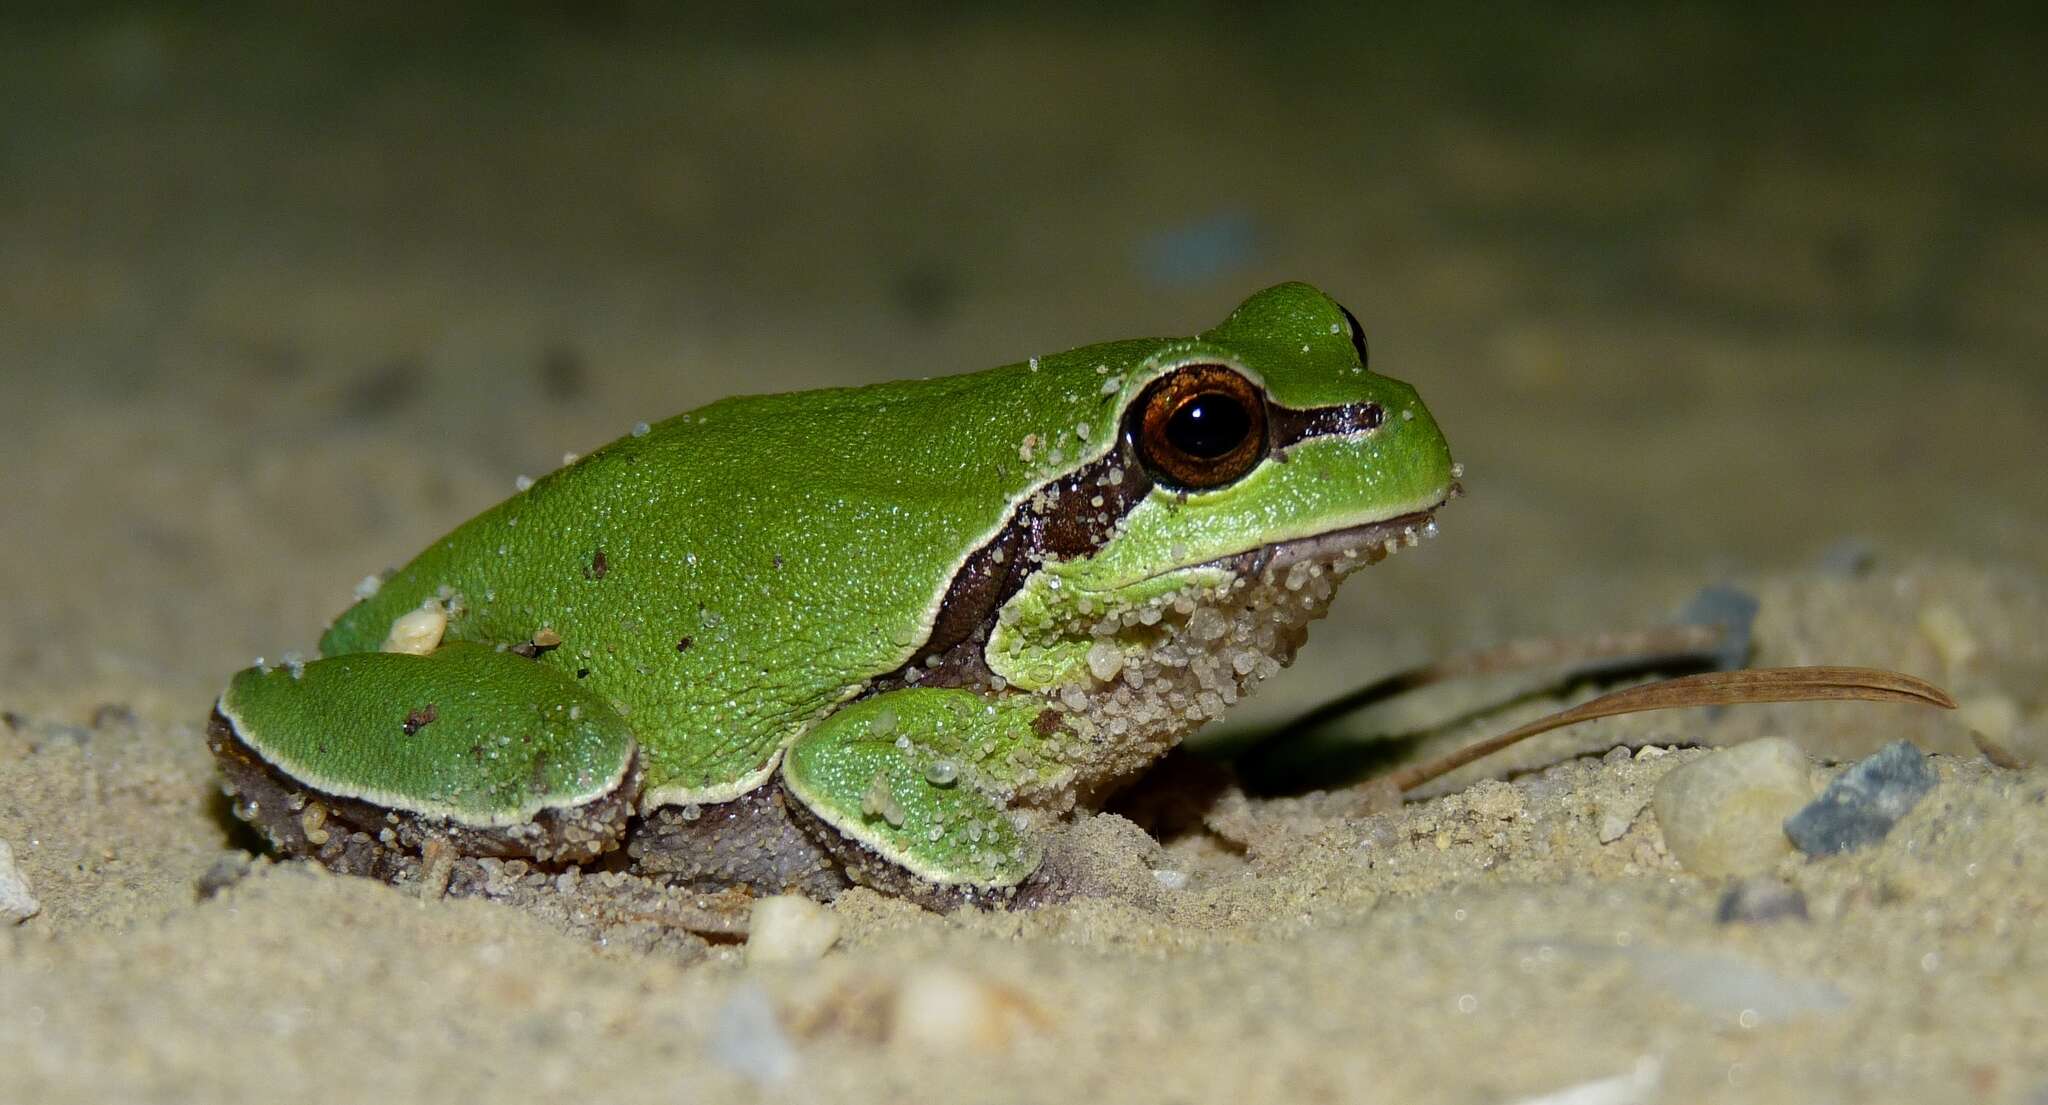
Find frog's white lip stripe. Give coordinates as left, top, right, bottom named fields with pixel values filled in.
left=1201, top=485, right=1459, bottom=579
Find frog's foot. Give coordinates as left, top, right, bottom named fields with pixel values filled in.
left=780, top=687, right=1065, bottom=911
left=208, top=642, right=639, bottom=880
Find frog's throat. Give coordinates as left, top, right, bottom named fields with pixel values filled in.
left=902, top=397, right=1394, bottom=677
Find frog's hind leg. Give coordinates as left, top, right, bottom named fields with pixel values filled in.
left=780, top=687, right=1066, bottom=910
left=209, top=641, right=639, bottom=882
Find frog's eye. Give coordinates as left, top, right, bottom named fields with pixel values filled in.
left=1129, top=364, right=1268, bottom=490
left=1340, top=306, right=1370, bottom=369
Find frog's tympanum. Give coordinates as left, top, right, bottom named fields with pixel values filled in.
left=211, top=283, right=1456, bottom=908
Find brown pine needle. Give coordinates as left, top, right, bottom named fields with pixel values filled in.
left=1384, top=666, right=1956, bottom=794
left=1374, top=623, right=1727, bottom=692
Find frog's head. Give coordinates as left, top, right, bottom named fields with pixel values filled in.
left=976, top=282, right=1457, bottom=709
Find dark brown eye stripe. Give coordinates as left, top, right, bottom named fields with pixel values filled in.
left=1270, top=401, right=1383, bottom=448
left=891, top=447, right=1155, bottom=686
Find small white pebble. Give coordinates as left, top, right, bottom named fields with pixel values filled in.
left=1151, top=868, right=1190, bottom=892
left=1505, top=1056, right=1662, bottom=1105
left=746, top=894, right=841, bottom=965
left=1598, top=806, right=1638, bottom=845
left=0, top=839, right=39, bottom=925
left=889, top=965, right=1041, bottom=1052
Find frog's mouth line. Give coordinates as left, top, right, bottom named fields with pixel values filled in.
left=1206, top=485, right=1459, bottom=581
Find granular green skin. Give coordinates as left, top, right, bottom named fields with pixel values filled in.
left=221, top=644, right=633, bottom=824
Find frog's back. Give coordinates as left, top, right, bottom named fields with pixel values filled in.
left=321, top=340, right=1159, bottom=805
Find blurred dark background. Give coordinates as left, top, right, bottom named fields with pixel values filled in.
left=4, top=3, right=2044, bottom=718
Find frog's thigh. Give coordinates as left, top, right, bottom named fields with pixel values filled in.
left=781, top=688, right=1046, bottom=891
left=211, top=641, right=638, bottom=867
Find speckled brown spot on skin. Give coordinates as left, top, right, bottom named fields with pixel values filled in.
left=585, top=548, right=608, bottom=580
left=1031, top=709, right=1066, bottom=738
left=402, top=704, right=438, bottom=735
left=513, top=628, right=565, bottom=659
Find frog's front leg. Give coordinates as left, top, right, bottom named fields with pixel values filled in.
left=208, top=641, right=639, bottom=881
left=780, top=687, right=1073, bottom=907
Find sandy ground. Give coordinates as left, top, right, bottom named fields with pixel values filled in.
left=3, top=7, right=2045, bottom=1103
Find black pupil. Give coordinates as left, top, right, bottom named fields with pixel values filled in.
left=1166, top=393, right=1252, bottom=458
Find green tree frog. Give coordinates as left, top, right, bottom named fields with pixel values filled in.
left=209, top=282, right=1456, bottom=908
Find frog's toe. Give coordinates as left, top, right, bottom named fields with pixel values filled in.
left=209, top=642, right=638, bottom=878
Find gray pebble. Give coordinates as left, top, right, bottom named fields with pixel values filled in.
left=196, top=851, right=255, bottom=901
left=0, top=838, right=39, bottom=924
left=1678, top=583, right=1760, bottom=672
left=1783, top=740, right=1937, bottom=856
left=1815, top=537, right=1877, bottom=578
left=1715, top=877, right=1809, bottom=924
left=1597, top=809, right=1635, bottom=844
left=708, top=984, right=798, bottom=1085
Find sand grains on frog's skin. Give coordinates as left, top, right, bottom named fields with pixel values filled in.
left=1008, top=535, right=1410, bottom=812
left=380, top=603, right=447, bottom=655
